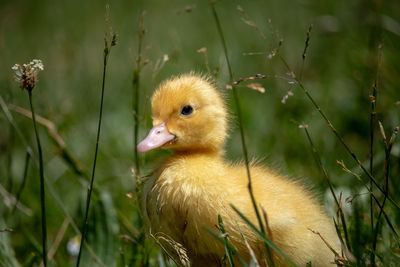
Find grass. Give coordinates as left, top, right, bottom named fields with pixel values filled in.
left=210, top=2, right=273, bottom=263
left=27, top=89, right=48, bottom=267
left=1, top=0, right=400, bottom=266
left=76, top=14, right=118, bottom=265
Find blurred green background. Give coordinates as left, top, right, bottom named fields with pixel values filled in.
left=1, top=0, right=400, bottom=265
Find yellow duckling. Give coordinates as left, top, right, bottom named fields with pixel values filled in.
left=138, top=74, right=340, bottom=266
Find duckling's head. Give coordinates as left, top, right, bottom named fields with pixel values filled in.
left=138, top=74, right=228, bottom=153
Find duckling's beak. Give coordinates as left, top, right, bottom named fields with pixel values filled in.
left=137, top=122, right=176, bottom=153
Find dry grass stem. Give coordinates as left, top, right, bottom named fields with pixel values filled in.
left=76, top=8, right=117, bottom=264
left=1, top=93, right=105, bottom=266
left=133, top=11, right=146, bottom=182
left=302, top=127, right=351, bottom=249
left=151, top=232, right=190, bottom=267
left=237, top=6, right=399, bottom=210
left=217, top=215, right=235, bottom=267
left=246, top=83, right=265, bottom=93
left=10, top=104, right=91, bottom=182
left=47, top=218, right=70, bottom=261
left=336, top=160, right=361, bottom=180
left=307, top=228, right=340, bottom=257
left=233, top=74, right=267, bottom=86
left=261, top=207, right=275, bottom=267
left=0, top=183, right=33, bottom=216
left=176, top=4, right=196, bottom=15
left=211, top=2, right=273, bottom=259
left=242, top=235, right=260, bottom=267
left=197, top=47, right=211, bottom=74
left=152, top=54, right=169, bottom=80
left=12, top=148, right=31, bottom=213
left=299, top=24, right=312, bottom=81
left=308, top=228, right=351, bottom=265
left=368, top=44, right=382, bottom=266
left=0, top=228, right=14, bottom=232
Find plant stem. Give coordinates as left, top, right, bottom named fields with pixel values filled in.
left=302, top=127, right=351, bottom=250
left=1, top=94, right=105, bottom=265
left=231, top=205, right=296, bottom=266
left=7, top=122, right=14, bottom=193
left=369, top=43, right=382, bottom=266
left=371, top=149, right=389, bottom=265
left=292, top=75, right=399, bottom=209
left=372, top=126, right=399, bottom=264
left=218, top=215, right=235, bottom=267
left=28, top=90, right=47, bottom=267
left=133, top=12, right=145, bottom=179
left=237, top=8, right=399, bottom=209
left=299, top=24, right=312, bottom=81
left=210, top=2, right=272, bottom=263
left=261, top=207, right=275, bottom=267
left=13, top=148, right=31, bottom=213
left=76, top=41, right=110, bottom=267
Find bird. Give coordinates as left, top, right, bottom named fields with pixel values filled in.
left=137, top=74, right=341, bottom=266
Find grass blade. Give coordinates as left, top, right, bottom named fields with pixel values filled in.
left=204, top=226, right=249, bottom=267
left=76, top=21, right=117, bottom=265
left=301, top=126, right=351, bottom=250
left=12, top=148, right=31, bottom=213
left=369, top=44, right=382, bottom=267
left=132, top=11, right=145, bottom=178
left=1, top=94, right=106, bottom=266
left=230, top=204, right=297, bottom=266
left=237, top=6, right=400, bottom=210
left=210, top=2, right=271, bottom=259
left=218, top=215, right=235, bottom=267
left=28, top=90, right=48, bottom=267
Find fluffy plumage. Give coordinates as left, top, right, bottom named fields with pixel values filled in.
left=138, top=74, right=340, bottom=266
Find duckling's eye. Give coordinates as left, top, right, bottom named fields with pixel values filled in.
left=180, top=105, right=193, bottom=116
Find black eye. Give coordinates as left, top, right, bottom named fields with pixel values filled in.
left=180, top=105, right=193, bottom=116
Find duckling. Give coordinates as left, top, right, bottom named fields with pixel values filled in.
left=138, top=74, right=340, bottom=266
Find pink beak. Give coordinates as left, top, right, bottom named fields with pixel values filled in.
left=137, top=122, right=176, bottom=153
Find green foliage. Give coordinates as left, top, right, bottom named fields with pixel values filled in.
left=80, top=191, right=119, bottom=267
left=0, top=220, right=20, bottom=267
left=1, top=0, right=400, bottom=266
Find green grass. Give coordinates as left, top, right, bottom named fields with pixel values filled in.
left=1, top=0, right=400, bottom=266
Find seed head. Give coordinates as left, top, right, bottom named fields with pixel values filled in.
left=12, top=59, right=44, bottom=91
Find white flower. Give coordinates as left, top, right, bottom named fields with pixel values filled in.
left=31, top=59, right=44, bottom=70
left=11, top=59, right=44, bottom=91
left=67, top=235, right=81, bottom=256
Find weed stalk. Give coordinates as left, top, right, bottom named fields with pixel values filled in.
left=369, top=43, right=382, bottom=266
left=12, top=148, right=31, bottom=213
left=218, top=215, right=235, bottom=267
left=299, top=24, right=312, bottom=81
left=261, top=207, right=275, bottom=266
left=302, top=126, right=351, bottom=251
left=133, top=12, right=145, bottom=179
left=372, top=124, right=399, bottom=264
left=76, top=30, right=117, bottom=266
left=28, top=90, right=47, bottom=267
left=210, top=2, right=272, bottom=262
left=237, top=7, right=399, bottom=209
left=1, top=94, right=105, bottom=265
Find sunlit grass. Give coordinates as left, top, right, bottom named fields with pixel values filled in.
left=0, top=0, right=399, bottom=266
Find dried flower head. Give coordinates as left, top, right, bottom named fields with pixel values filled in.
left=246, top=83, right=265, bottom=93
left=154, top=232, right=190, bottom=266
left=111, top=32, right=118, bottom=47
left=197, top=47, right=207, bottom=53
left=12, top=59, right=44, bottom=91
left=281, top=89, right=293, bottom=104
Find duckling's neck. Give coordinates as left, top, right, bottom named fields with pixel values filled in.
left=172, top=147, right=224, bottom=158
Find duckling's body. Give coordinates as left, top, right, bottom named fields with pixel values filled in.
left=139, top=74, right=340, bottom=266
